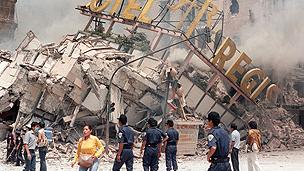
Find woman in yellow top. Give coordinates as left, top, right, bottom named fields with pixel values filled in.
left=72, top=125, right=105, bottom=171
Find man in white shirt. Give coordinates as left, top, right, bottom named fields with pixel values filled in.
left=230, top=123, right=240, bottom=171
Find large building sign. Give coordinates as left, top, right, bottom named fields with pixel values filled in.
left=212, top=38, right=277, bottom=101
left=87, top=0, right=218, bottom=37
left=79, top=0, right=278, bottom=103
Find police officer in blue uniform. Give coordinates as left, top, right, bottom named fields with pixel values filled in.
left=140, top=118, right=167, bottom=171
left=163, top=119, right=179, bottom=171
left=113, top=114, right=135, bottom=171
left=206, top=112, right=232, bottom=171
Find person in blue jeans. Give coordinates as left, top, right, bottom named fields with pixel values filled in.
left=79, top=160, right=100, bottom=171
left=72, top=125, right=105, bottom=171
left=23, top=122, right=39, bottom=171
left=15, top=129, right=24, bottom=166
left=38, top=122, right=48, bottom=171
left=163, top=119, right=179, bottom=171
left=112, top=115, right=135, bottom=171
left=140, top=118, right=167, bottom=171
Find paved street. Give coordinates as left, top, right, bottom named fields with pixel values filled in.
left=1, top=149, right=304, bottom=171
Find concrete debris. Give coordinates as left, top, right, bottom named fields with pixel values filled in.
left=0, top=50, right=12, bottom=60
left=259, top=107, right=304, bottom=151
left=0, top=32, right=206, bottom=147
left=282, top=84, right=304, bottom=105
left=0, top=30, right=303, bottom=157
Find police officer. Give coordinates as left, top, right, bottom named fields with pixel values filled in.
left=163, top=119, right=179, bottom=171
left=113, top=114, right=135, bottom=171
left=206, top=112, right=232, bottom=171
left=140, top=118, right=167, bottom=171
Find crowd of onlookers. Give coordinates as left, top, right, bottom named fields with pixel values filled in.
left=4, top=113, right=263, bottom=171
left=5, top=121, right=50, bottom=171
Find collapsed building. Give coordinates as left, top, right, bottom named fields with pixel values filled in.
left=0, top=0, right=303, bottom=157
left=0, top=30, right=219, bottom=154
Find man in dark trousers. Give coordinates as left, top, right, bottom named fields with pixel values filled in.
left=15, top=128, right=24, bottom=166
left=230, top=123, right=240, bottom=171
left=140, top=118, right=167, bottom=171
left=206, top=112, right=232, bottom=171
left=163, top=119, right=179, bottom=171
left=112, top=114, right=135, bottom=171
left=37, top=121, right=48, bottom=171
left=6, top=126, right=16, bottom=163
left=23, top=122, right=39, bottom=171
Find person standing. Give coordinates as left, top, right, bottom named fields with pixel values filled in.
left=163, top=119, right=179, bottom=171
left=15, top=129, right=24, bottom=166
left=230, top=123, right=240, bottom=171
left=6, top=126, right=16, bottom=163
left=140, top=118, right=167, bottom=171
left=206, top=112, right=232, bottom=171
left=72, top=125, right=105, bottom=171
left=38, top=122, right=48, bottom=171
left=112, top=114, right=135, bottom=171
left=23, top=122, right=39, bottom=171
left=246, top=121, right=262, bottom=171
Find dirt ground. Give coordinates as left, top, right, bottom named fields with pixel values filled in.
left=0, top=149, right=304, bottom=171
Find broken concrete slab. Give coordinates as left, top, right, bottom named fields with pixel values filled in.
left=82, top=85, right=108, bottom=113
left=0, top=61, right=9, bottom=75
left=51, top=56, right=77, bottom=80
left=139, top=92, right=161, bottom=111
left=33, top=54, right=48, bottom=67
left=27, top=70, right=40, bottom=82
left=110, top=86, right=124, bottom=123
left=125, top=104, right=146, bottom=127
left=0, top=101, right=14, bottom=113
left=42, top=57, right=57, bottom=73
left=0, top=67, right=19, bottom=88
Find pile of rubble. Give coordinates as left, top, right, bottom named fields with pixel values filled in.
left=255, top=84, right=304, bottom=151
left=258, top=106, right=304, bottom=151
left=0, top=28, right=304, bottom=158
left=0, top=30, right=197, bottom=144
left=282, top=84, right=304, bottom=105
left=270, top=83, right=304, bottom=149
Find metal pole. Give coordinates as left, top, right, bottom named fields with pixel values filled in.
left=105, top=32, right=213, bottom=152
left=161, top=72, right=171, bottom=129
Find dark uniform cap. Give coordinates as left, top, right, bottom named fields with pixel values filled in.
left=147, top=118, right=157, bottom=127
left=165, top=119, right=173, bottom=125
left=117, top=114, right=128, bottom=123
left=207, top=112, right=221, bottom=121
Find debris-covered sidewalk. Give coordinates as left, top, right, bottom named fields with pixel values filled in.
left=1, top=138, right=304, bottom=171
